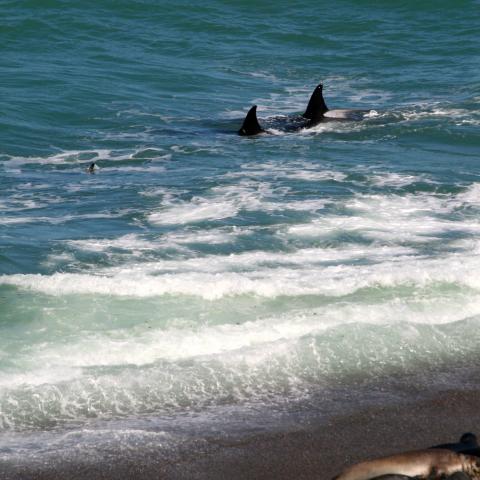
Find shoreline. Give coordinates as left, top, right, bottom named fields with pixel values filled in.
left=4, top=387, right=480, bottom=480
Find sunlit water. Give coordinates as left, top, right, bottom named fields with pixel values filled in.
left=1, top=0, right=479, bottom=467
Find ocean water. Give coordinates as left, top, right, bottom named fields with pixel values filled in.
left=1, top=0, right=480, bottom=470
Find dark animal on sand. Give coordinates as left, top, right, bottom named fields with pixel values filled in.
left=430, top=433, right=480, bottom=457
left=332, top=449, right=480, bottom=480
left=238, top=83, right=373, bottom=136
left=368, top=474, right=471, bottom=480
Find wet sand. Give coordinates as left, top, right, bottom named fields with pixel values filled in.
left=4, top=388, right=480, bottom=480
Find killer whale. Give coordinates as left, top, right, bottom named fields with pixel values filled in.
left=238, top=105, right=264, bottom=136
left=238, top=83, right=372, bottom=136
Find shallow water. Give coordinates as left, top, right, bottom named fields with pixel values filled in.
left=1, top=0, right=480, bottom=466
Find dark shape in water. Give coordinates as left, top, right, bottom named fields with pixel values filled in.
left=238, top=83, right=372, bottom=136
left=87, top=162, right=96, bottom=174
left=303, top=83, right=329, bottom=121
left=238, top=105, right=264, bottom=136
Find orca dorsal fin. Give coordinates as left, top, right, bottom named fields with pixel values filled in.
left=303, top=83, right=328, bottom=120
left=238, top=105, right=264, bottom=136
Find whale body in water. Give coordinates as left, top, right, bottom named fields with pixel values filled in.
left=238, top=83, right=373, bottom=136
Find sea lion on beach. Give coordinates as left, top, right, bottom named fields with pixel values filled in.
left=332, top=449, right=480, bottom=480
left=365, top=475, right=416, bottom=480
left=368, top=474, right=471, bottom=480
left=238, top=83, right=373, bottom=136
left=430, top=433, right=480, bottom=457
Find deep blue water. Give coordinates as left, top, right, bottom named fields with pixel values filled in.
left=0, top=0, right=480, bottom=467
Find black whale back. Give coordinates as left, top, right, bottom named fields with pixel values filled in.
left=303, top=83, right=329, bottom=121
left=238, top=105, right=264, bottom=136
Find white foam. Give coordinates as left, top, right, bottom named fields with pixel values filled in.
left=0, top=216, right=40, bottom=225
left=165, top=228, right=245, bottom=245
left=221, top=160, right=348, bottom=183
left=16, top=183, right=52, bottom=190
left=6, top=185, right=480, bottom=298
left=148, top=183, right=259, bottom=225
left=0, top=193, right=63, bottom=213
left=3, top=148, right=170, bottom=169
left=3, top=240, right=478, bottom=301
left=249, top=71, right=278, bottom=81
left=3, top=281, right=479, bottom=401
left=66, top=234, right=160, bottom=253
left=148, top=179, right=335, bottom=226
left=283, top=170, right=347, bottom=182
left=0, top=366, right=82, bottom=388
left=289, top=189, right=480, bottom=242
left=369, top=172, right=430, bottom=187
left=42, top=252, right=77, bottom=268
left=346, top=89, right=393, bottom=104
left=11, top=292, right=478, bottom=375
left=149, top=200, right=238, bottom=225
left=399, top=104, right=475, bottom=123
left=0, top=212, right=127, bottom=226
left=98, top=165, right=166, bottom=173
left=456, top=183, right=480, bottom=207
left=66, top=229, right=245, bottom=256
left=139, top=186, right=185, bottom=199
left=5, top=149, right=114, bottom=167
left=1, top=280, right=479, bottom=435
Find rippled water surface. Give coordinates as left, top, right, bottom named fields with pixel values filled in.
left=1, top=0, right=479, bottom=465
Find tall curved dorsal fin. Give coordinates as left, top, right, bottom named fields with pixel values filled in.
left=303, top=83, right=329, bottom=120
left=238, top=105, right=264, bottom=136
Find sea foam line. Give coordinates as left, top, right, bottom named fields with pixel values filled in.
left=1, top=247, right=479, bottom=300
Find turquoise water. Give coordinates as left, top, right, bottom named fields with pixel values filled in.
left=1, top=0, right=480, bottom=466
